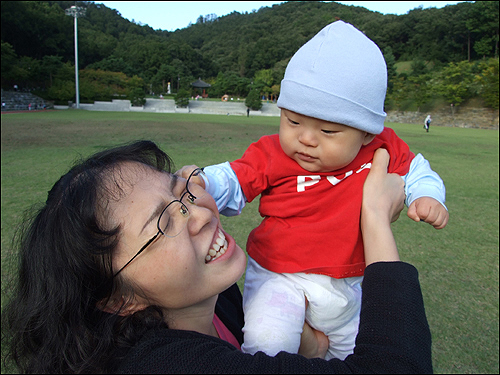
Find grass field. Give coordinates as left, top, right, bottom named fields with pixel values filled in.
left=1, top=110, right=498, bottom=373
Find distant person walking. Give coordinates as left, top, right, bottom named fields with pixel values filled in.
left=247, top=107, right=250, bottom=117
left=424, top=115, right=432, bottom=132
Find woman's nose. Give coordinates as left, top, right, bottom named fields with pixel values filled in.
left=186, top=194, right=219, bottom=235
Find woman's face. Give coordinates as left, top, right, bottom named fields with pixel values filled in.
left=110, top=162, right=247, bottom=311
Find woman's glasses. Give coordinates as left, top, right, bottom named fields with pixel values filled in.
left=113, top=168, right=205, bottom=277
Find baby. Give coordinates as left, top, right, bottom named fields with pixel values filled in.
left=180, top=21, right=448, bottom=359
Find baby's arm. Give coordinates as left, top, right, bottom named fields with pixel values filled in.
left=404, top=153, right=449, bottom=229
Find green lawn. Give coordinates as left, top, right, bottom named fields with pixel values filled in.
left=1, top=110, right=498, bottom=373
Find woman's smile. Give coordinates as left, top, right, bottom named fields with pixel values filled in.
left=205, top=227, right=229, bottom=263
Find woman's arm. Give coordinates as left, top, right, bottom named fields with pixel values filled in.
left=361, top=148, right=404, bottom=265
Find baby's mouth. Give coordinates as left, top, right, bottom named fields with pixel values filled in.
left=205, top=228, right=228, bottom=263
left=297, top=152, right=317, bottom=162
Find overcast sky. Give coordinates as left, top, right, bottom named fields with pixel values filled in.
left=97, top=1, right=464, bottom=31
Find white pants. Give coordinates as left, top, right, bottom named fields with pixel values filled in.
left=241, top=257, right=362, bottom=360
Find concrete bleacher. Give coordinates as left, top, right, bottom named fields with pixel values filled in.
left=80, top=99, right=132, bottom=112
left=189, top=100, right=246, bottom=115
left=55, top=98, right=281, bottom=117
left=188, top=99, right=280, bottom=116
left=1, top=90, right=50, bottom=111
left=143, top=98, right=176, bottom=113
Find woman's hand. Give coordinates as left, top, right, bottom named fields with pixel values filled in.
left=362, top=149, right=405, bottom=224
left=298, top=299, right=329, bottom=359
left=361, top=148, right=404, bottom=265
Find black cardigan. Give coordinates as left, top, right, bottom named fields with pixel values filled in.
left=117, top=262, right=432, bottom=374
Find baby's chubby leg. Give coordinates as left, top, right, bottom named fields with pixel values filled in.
left=241, top=258, right=306, bottom=356
left=301, top=274, right=363, bottom=360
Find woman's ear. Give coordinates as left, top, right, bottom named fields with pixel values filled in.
left=363, top=132, right=376, bottom=146
left=97, top=296, right=148, bottom=316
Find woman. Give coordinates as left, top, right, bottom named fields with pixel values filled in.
left=2, top=140, right=432, bottom=373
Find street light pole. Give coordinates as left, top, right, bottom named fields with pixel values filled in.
left=65, top=5, right=86, bottom=109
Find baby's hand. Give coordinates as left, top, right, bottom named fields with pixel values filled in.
left=407, top=197, right=449, bottom=229
left=175, top=165, right=206, bottom=189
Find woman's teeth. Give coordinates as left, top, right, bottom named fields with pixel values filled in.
left=205, top=229, right=228, bottom=263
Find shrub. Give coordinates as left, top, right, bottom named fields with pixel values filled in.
left=128, top=87, right=146, bottom=107
left=245, top=88, right=262, bottom=110
left=175, top=89, right=190, bottom=107
left=475, top=58, right=499, bottom=109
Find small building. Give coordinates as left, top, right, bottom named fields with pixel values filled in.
left=191, top=78, right=211, bottom=98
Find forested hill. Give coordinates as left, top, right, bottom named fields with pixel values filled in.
left=1, top=1, right=498, bottom=109
left=172, top=0, right=498, bottom=75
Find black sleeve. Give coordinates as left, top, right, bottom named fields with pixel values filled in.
left=117, top=262, right=432, bottom=374
left=215, top=283, right=244, bottom=345
left=345, top=261, right=433, bottom=373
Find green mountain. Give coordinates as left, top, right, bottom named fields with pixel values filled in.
left=1, top=1, right=498, bottom=107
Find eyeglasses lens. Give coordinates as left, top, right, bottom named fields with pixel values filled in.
left=158, top=169, right=205, bottom=238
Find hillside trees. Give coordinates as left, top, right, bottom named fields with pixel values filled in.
left=1, top=1, right=498, bottom=108
left=466, top=1, right=499, bottom=58
left=475, top=58, right=499, bottom=108
left=386, top=58, right=499, bottom=110
left=1, top=1, right=73, bottom=60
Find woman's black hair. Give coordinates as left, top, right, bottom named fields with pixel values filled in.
left=2, top=140, right=173, bottom=373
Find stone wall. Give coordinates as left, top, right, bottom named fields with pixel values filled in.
left=386, top=106, right=499, bottom=130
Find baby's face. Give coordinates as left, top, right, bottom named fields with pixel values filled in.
left=279, top=109, right=375, bottom=173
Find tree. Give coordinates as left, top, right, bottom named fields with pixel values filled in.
left=254, top=69, right=274, bottom=98
left=387, top=76, right=410, bottom=110
left=466, top=1, right=499, bottom=58
left=1, top=41, right=18, bottom=88
left=474, top=58, right=499, bottom=109
left=434, top=61, right=475, bottom=106
left=40, top=55, right=64, bottom=88
left=408, top=73, right=432, bottom=112
left=86, top=56, right=135, bottom=77
left=79, top=69, right=131, bottom=102
left=383, top=46, right=397, bottom=94
left=128, top=75, right=146, bottom=106
left=245, top=88, right=262, bottom=110
left=175, top=88, right=190, bottom=107
left=151, top=63, right=176, bottom=94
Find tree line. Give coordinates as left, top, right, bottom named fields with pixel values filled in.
left=1, top=1, right=498, bottom=109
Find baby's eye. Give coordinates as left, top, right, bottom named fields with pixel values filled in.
left=288, top=118, right=299, bottom=125
left=322, top=129, right=338, bottom=134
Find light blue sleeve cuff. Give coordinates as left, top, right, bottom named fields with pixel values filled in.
left=201, top=162, right=247, bottom=216
left=403, top=153, right=447, bottom=210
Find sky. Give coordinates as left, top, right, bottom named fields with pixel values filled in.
left=97, top=1, right=464, bottom=32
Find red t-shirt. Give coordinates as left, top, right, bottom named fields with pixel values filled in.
left=230, top=128, right=414, bottom=278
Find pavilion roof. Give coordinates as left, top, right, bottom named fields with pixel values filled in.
left=191, top=78, right=211, bottom=88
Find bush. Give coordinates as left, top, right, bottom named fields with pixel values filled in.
left=245, top=88, right=262, bottom=110
left=175, top=89, right=190, bottom=107
left=475, top=58, right=499, bottom=109
left=127, top=75, right=146, bottom=106
left=128, top=87, right=146, bottom=107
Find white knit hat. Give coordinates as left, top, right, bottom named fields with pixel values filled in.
left=277, top=21, right=387, bottom=134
